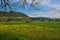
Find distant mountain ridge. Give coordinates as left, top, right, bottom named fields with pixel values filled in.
left=0, top=11, right=60, bottom=19
left=0, top=11, right=28, bottom=17
left=0, top=11, right=60, bottom=21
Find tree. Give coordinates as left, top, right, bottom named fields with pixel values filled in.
left=0, top=0, right=12, bottom=11
left=0, top=0, right=43, bottom=11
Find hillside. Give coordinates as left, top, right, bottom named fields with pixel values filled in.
left=0, top=11, right=60, bottom=22
left=0, top=11, right=28, bottom=17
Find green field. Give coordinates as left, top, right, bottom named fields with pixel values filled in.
left=0, top=21, right=60, bottom=40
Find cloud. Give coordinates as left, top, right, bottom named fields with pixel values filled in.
left=30, top=10, right=60, bottom=18
left=41, top=0, right=60, bottom=10
left=13, top=0, right=20, bottom=3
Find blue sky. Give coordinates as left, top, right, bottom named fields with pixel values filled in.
left=17, top=0, right=60, bottom=18
left=0, top=0, right=60, bottom=18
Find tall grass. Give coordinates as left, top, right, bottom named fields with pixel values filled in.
left=0, top=21, right=60, bottom=40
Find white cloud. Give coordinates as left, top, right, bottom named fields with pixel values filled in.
left=30, top=10, right=60, bottom=18
left=14, top=0, right=20, bottom=3
left=41, top=0, right=60, bottom=10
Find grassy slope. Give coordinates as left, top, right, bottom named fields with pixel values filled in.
left=0, top=21, right=60, bottom=40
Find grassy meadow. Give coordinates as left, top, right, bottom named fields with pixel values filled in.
left=0, top=21, right=60, bottom=40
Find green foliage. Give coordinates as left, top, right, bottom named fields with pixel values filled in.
left=0, top=21, right=60, bottom=40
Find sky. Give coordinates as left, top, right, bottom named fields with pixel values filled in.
left=30, top=0, right=60, bottom=18
left=14, top=0, right=60, bottom=18
left=1, top=0, right=60, bottom=18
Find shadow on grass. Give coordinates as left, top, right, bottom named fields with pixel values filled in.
left=0, top=33, right=20, bottom=40
left=0, top=33, right=30, bottom=40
